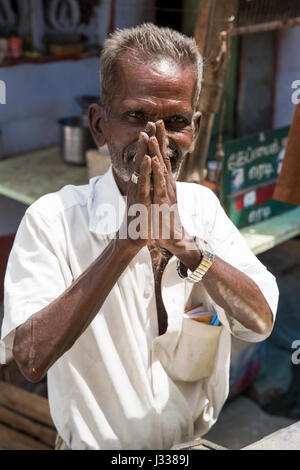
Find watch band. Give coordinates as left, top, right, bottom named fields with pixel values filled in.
left=177, top=238, right=215, bottom=283
left=186, top=250, right=215, bottom=283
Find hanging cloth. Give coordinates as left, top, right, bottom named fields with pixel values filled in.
left=273, top=102, right=300, bottom=206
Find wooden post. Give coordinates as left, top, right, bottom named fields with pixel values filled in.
left=179, top=0, right=239, bottom=183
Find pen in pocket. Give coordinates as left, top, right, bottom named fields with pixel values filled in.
left=210, top=312, right=220, bottom=326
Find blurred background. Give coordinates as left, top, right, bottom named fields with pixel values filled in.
left=0, top=0, right=300, bottom=450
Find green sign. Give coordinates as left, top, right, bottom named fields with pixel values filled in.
left=220, top=126, right=295, bottom=229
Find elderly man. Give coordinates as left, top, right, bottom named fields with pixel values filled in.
left=1, top=24, right=278, bottom=450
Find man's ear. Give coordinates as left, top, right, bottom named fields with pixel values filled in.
left=88, top=103, right=106, bottom=147
left=188, top=111, right=202, bottom=153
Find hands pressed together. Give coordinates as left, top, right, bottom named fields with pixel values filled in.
left=123, top=119, right=193, bottom=255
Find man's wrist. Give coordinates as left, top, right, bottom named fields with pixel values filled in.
left=170, top=235, right=202, bottom=272
left=114, top=235, right=143, bottom=257
left=176, top=237, right=216, bottom=283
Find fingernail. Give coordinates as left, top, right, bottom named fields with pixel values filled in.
left=153, top=156, right=159, bottom=163
left=150, top=136, right=158, bottom=143
left=139, top=132, right=148, bottom=141
left=145, top=121, right=155, bottom=131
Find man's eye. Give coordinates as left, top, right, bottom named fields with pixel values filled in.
left=127, top=111, right=145, bottom=121
left=166, top=116, right=188, bottom=127
left=171, top=116, right=185, bottom=123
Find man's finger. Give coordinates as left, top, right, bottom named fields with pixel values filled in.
left=145, top=121, right=156, bottom=138
left=148, top=136, right=168, bottom=174
left=151, top=156, right=167, bottom=198
left=138, top=154, right=152, bottom=198
left=156, top=120, right=171, bottom=174
left=134, top=132, right=149, bottom=173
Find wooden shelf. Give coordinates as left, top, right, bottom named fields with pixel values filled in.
left=0, top=145, right=88, bottom=205
left=240, top=207, right=300, bottom=255
left=0, top=51, right=99, bottom=68
left=0, top=379, right=56, bottom=450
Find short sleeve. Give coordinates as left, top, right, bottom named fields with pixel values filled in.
left=0, top=206, right=72, bottom=363
left=206, top=192, right=279, bottom=342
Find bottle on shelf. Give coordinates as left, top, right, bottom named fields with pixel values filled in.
left=8, top=26, right=22, bottom=60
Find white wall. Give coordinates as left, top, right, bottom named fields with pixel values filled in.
left=0, top=56, right=99, bottom=156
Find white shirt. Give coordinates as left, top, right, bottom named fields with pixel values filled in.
left=0, top=166, right=279, bottom=450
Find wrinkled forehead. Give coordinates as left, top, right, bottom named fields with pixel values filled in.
left=113, top=50, right=196, bottom=105
left=117, top=49, right=195, bottom=79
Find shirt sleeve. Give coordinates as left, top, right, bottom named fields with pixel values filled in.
left=0, top=206, right=72, bottom=363
left=205, top=190, right=279, bottom=343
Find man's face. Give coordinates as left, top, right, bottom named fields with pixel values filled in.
left=90, top=52, right=201, bottom=193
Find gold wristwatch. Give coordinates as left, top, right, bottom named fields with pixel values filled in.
left=177, top=238, right=215, bottom=283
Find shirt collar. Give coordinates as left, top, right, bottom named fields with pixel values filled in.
left=88, top=165, right=126, bottom=236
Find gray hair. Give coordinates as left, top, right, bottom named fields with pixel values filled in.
left=99, top=23, right=203, bottom=112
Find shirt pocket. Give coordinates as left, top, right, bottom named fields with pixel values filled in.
left=161, top=317, right=222, bottom=382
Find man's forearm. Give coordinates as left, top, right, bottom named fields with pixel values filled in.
left=172, top=237, right=273, bottom=336
left=13, top=238, right=140, bottom=383
left=202, top=256, right=273, bottom=335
